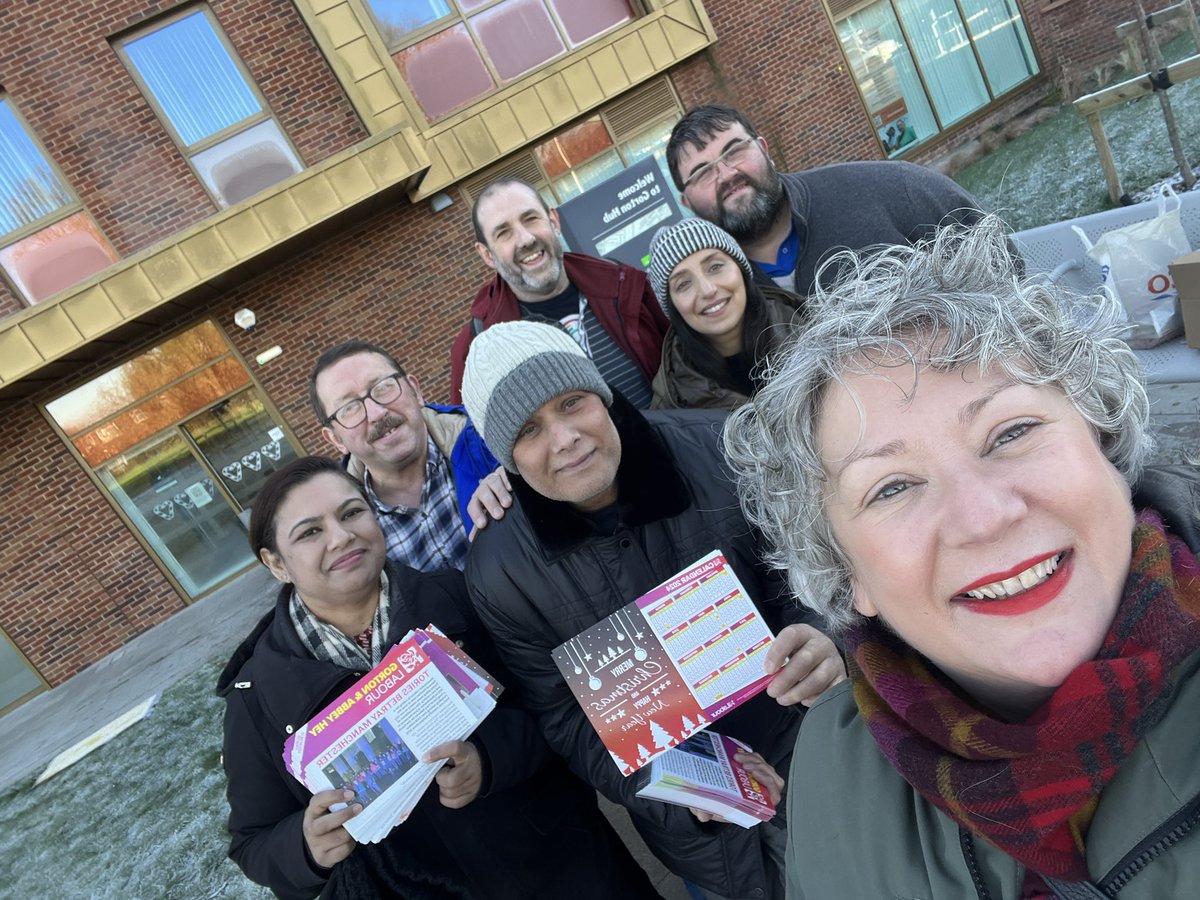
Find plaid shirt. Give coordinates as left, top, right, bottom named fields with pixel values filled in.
left=364, top=437, right=468, bottom=572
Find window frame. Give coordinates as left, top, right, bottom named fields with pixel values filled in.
left=461, top=78, right=683, bottom=207
left=111, top=4, right=305, bottom=207
left=0, top=94, right=118, bottom=308
left=364, top=0, right=638, bottom=121
left=825, top=0, right=1042, bottom=159
left=41, top=316, right=306, bottom=605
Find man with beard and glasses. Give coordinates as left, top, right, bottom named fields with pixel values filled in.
left=310, top=340, right=501, bottom=571
left=665, top=104, right=989, bottom=296
left=449, top=177, right=668, bottom=410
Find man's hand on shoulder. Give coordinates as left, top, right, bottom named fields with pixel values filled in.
left=467, top=466, right=513, bottom=541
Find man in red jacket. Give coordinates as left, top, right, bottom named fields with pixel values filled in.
left=449, top=177, right=668, bottom=408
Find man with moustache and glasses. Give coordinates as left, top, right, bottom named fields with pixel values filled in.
left=449, top=177, right=668, bottom=410
left=666, top=104, right=988, bottom=296
left=310, top=340, right=500, bottom=572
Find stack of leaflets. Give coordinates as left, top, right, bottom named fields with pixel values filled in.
left=552, top=549, right=777, bottom=776
left=635, top=731, right=776, bottom=828
left=283, top=627, right=501, bottom=844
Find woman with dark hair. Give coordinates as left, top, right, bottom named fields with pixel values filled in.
left=647, top=217, right=805, bottom=410
left=725, top=218, right=1200, bottom=898
left=218, top=455, right=660, bottom=900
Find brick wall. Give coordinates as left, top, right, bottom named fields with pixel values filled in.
left=0, top=399, right=183, bottom=686
left=0, top=0, right=366, bottom=315
left=668, top=0, right=881, bottom=173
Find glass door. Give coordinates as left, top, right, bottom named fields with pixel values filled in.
left=47, top=322, right=304, bottom=602
left=98, top=431, right=255, bottom=597
left=182, top=388, right=298, bottom=525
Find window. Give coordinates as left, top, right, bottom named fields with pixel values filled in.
left=115, top=7, right=303, bottom=208
left=463, top=79, right=683, bottom=208
left=368, top=0, right=634, bottom=120
left=0, top=97, right=117, bottom=305
left=0, top=629, right=45, bottom=714
left=830, top=0, right=1038, bottom=156
left=46, top=321, right=301, bottom=599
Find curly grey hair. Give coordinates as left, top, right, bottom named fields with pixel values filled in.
left=722, top=215, right=1151, bottom=632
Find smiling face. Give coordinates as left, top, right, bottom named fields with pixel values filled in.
left=667, top=248, right=748, bottom=356
left=511, top=391, right=621, bottom=511
left=474, top=182, right=569, bottom=302
left=676, top=123, right=784, bottom=243
left=316, top=351, right=427, bottom=477
left=260, top=471, right=386, bottom=614
left=819, top=357, right=1134, bottom=717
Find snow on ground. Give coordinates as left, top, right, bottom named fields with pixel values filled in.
left=0, top=661, right=270, bottom=899
left=956, top=34, right=1200, bottom=230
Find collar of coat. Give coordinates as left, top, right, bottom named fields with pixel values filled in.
left=509, top=391, right=691, bottom=561
left=470, top=252, right=636, bottom=320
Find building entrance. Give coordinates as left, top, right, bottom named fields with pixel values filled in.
left=45, top=321, right=300, bottom=600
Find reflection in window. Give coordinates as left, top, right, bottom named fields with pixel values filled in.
left=471, top=0, right=565, bottom=81
left=0, top=98, right=116, bottom=304
left=551, top=0, right=633, bottom=46
left=833, top=0, right=1036, bottom=155
left=48, top=320, right=229, bottom=434
left=366, top=0, right=452, bottom=43
left=372, top=0, right=633, bottom=119
left=394, top=25, right=494, bottom=120
left=98, top=432, right=254, bottom=597
left=117, top=8, right=302, bottom=207
left=47, top=321, right=298, bottom=600
left=958, top=0, right=1037, bottom=96
left=472, top=104, right=681, bottom=209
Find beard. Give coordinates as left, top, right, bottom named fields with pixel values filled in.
left=494, top=236, right=566, bottom=299
left=715, top=168, right=785, bottom=243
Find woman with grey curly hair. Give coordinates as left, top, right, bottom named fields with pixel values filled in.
left=726, top=217, right=1200, bottom=899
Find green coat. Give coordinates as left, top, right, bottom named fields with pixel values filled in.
left=786, top=647, right=1200, bottom=899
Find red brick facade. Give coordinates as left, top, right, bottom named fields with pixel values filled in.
left=0, top=0, right=365, bottom=316
left=0, top=0, right=1120, bottom=694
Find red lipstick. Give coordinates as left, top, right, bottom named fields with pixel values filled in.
left=956, top=552, right=1073, bottom=617
left=955, top=550, right=1065, bottom=595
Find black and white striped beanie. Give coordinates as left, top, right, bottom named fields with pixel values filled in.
left=648, top=217, right=755, bottom=313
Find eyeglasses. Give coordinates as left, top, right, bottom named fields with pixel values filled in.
left=682, top=137, right=757, bottom=191
left=326, top=373, right=406, bottom=428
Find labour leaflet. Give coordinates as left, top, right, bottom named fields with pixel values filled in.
left=283, top=630, right=499, bottom=843
left=635, top=731, right=776, bottom=828
left=552, top=550, right=775, bottom=776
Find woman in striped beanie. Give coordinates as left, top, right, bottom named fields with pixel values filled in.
left=647, top=217, right=806, bottom=410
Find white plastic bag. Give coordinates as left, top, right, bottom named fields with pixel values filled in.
left=1073, top=185, right=1192, bottom=348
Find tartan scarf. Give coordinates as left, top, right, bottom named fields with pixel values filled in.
left=847, top=510, right=1200, bottom=882
left=289, top=570, right=392, bottom=669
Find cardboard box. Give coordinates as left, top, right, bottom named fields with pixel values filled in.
left=1170, top=249, right=1200, bottom=349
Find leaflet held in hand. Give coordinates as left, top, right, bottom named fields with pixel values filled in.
left=282, top=628, right=500, bottom=844
left=552, top=550, right=775, bottom=775
left=635, top=731, right=777, bottom=828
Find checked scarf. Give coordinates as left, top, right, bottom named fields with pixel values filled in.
left=846, top=510, right=1200, bottom=882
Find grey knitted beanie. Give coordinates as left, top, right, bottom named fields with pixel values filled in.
left=648, top=217, right=755, bottom=313
left=461, top=320, right=613, bottom=470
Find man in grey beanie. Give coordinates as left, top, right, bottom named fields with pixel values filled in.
left=460, top=320, right=845, bottom=900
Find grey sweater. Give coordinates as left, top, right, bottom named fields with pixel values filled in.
left=757, top=162, right=986, bottom=295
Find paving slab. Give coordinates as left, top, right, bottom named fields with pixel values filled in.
left=0, top=566, right=277, bottom=793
